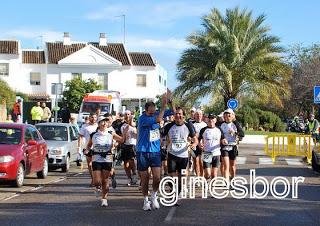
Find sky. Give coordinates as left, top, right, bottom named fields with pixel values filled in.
left=1, top=0, right=320, bottom=91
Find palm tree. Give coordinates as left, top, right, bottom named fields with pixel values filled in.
left=174, top=7, right=292, bottom=108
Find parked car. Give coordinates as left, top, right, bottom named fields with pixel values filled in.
left=0, top=123, right=48, bottom=187
left=35, top=123, right=79, bottom=172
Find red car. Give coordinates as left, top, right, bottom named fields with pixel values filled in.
left=0, top=123, right=48, bottom=187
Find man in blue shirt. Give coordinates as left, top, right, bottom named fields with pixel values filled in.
left=137, top=94, right=166, bottom=211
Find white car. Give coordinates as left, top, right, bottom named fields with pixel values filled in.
left=35, top=123, right=79, bottom=172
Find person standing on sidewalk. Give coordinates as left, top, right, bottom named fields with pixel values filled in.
left=136, top=94, right=166, bottom=211
left=30, top=102, right=43, bottom=125
left=41, top=102, right=52, bottom=122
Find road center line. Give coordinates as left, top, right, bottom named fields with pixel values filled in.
left=4, top=194, right=20, bottom=201
left=164, top=207, right=177, bottom=223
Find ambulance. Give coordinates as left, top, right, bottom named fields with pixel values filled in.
left=77, top=90, right=121, bottom=124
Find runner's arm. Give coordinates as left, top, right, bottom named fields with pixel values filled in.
left=156, top=94, right=167, bottom=123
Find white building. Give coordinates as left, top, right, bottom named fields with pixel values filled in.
left=0, top=32, right=168, bottom=111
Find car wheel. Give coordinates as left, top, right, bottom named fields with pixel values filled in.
left=37, top=158, right=48, bottom=179
left=61, top=155, right=70, bottom=172
left=13, top=163, right=24, bottom=187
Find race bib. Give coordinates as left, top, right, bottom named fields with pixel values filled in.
left=171, top=141, right=187, bottom=152
left=222, top=145, right=233, bottom=151
left=202, top=152, right=212, bottom=163
left=150, top=129, right=160, bottom=142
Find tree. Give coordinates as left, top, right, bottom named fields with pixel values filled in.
left=62, top=78, right=102, bottom=112
left=0, top=78, right=15, bottom=109
left=174, top=7, right=292, bottom=108
left=286, top=44, right=320, bottom=115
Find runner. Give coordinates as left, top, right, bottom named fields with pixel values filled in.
left=163, top=107, right=198, bottom=204
left=78, top=113, right=98, bottom=186
left=159, top=119, right=168, bottom=177
left=192, top=110, right=207, bottom=178
left=121, top=111, right=138, bottom=186
left=220, top=109, right=244, bottom=180
left=198, top=114, right=224, bottom=179
left=136, top=94, right=166, bottom=211
left=86, top=116, right=127, bottom=207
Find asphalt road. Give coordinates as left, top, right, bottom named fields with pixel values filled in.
left=1, top=144, right=320, bottom=226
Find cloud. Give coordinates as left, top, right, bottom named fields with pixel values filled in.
left=84, top=0, right=213, bottom=26
left=1, top=28, right=62, bottom=42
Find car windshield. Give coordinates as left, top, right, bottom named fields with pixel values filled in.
left=0, top=127, right=22, bottom=145
left=36, top=126, right=68, bottom=141
left=80, top=102, right=110, bottom=113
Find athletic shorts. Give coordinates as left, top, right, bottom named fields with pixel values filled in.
left=167, top=153, right=189, bottom=174
left=92, top=161, right=112, bottom=171
left=161, top=148, right=168, bottom=161
left=221, top=146, right=238, bottom=160
left=121, top=144, right=136, bottom=162
left=136, top=152, right=161, bottom=171
left=202, top=153, right=220, bottom=168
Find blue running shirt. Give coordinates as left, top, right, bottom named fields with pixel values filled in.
left=136, top=113, right=160, bottom=152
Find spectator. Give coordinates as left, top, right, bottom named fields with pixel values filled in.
left=60, top=104, right=71, bottom=123
left=12, top=99, right=22, bottom=122
left=5, top=114, right=14, bottom=123
left=41, top=102, right=52, bottom=122
left=30, top=102, right=43, bottom=125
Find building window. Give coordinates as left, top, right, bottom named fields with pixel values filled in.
left=159, top=75, right=161, bottom=83
left=136, top=74, right=146, bottom=87
left=164, top=79, right=167, bottom=87
left=30, top=72, right=41, bottom=85
left=98, top=73, right=108, bottom=89
left=72, top=73, right=82, bottom=80
left=0, top=63, right=9, bottom=76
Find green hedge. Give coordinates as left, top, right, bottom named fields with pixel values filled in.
left=237, top=106, right=286, bottom=132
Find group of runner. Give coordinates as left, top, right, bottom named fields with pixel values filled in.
left=77, top=93, right=244, bottom=209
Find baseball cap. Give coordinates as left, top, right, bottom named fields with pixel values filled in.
left=190, top=107, right=196, bottom=112
left=208, top=113, right=217, bottom=119
left=98, top=116, right=108, bottom=123
left=224, top=108, right=235, bottom=114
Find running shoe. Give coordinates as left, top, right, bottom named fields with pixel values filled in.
left=142, top=200, right=152, bottom=211
left=101, top=199, right=108, bottom=207
left=127, top=178, right=132, bottom=186
left=151, top=196, right=160, bottom=209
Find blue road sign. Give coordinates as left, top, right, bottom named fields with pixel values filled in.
left=314, top=86, right=320, bottom=104
left=227, top=99, right=238, bottom=110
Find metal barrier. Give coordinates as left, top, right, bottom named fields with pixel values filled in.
left=264, top=134, right=312, bottom=164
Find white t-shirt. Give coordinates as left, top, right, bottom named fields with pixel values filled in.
left=91, top=130, right=113, bottom=163
left=199, top=127, right=223, bottom=156
left=193, top=121, right=207, bottom=134
left=79, top=123, right=98, bottom=148
left=163, top=122, right=196, bottom=158
left=220, top=122, right=238, bottom=144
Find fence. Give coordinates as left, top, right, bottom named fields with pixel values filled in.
left=264, top=133, right=313, bottom=164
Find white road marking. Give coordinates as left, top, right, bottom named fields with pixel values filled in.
left=258, top=157, right=273, bottom=165
left=4, top=194, right=20, bottom=201
left=237, top=157, right=246, bottom=164
left=285, top=158, right=304, bottom=166
left=31, top=186, right=43, bottom=191
left=164, top=207, right=177, bottom=222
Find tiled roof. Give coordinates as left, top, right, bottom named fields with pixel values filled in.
left=46, top=42, right=131, bottom=65
left=129, top=52, right=155, bottom=66
left=91, top=43, right=131, bottom=66
left=23, top=51, right=45, bottom=64
left=46, top=42, right=86, bottom=64
left=27, top=93, right=51, bottom=101
left=0, top=40, right=18, bottom=54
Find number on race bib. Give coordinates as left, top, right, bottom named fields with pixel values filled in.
left=202, top=152, right=212, bottom=163
left=150, top=129, right=160, bottom=142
